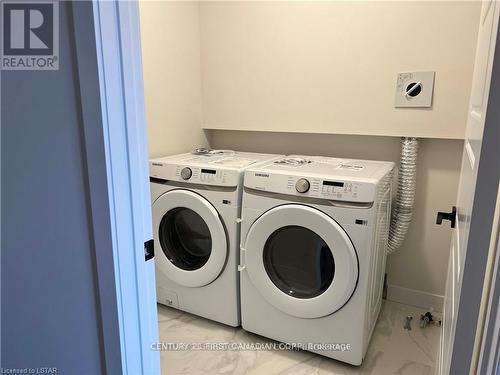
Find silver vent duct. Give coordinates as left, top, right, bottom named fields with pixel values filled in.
left=387, top=137, right=419, bottom=254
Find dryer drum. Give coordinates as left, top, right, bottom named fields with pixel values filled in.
left=263, top=225, right=335, bottom=299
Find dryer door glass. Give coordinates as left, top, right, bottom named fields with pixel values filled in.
left=159, top=207, right=212, bottom=271
left=263, top=225, right=334, bottom=299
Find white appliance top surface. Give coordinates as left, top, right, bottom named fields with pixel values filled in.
left=250, top=155, right=394, bottom=181
left=151, top=151, right=279, bottom=170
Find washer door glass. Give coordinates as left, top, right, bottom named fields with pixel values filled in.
left=153, top=189, right=227, bottom=287
left=263, top=225, right=334, bottom=299
left=244, top=204, right=358, bottom=318
left=159, top=207, right=212, bottom=271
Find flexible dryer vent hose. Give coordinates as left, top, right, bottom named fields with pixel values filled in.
left=387, top=137, right=419, bottom=254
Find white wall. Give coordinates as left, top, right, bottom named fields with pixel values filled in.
left=200, top=1, right=480, bottom=139
left=140, top=1, right=208, bottom=158
left=209, top=130, right=463, bottom=301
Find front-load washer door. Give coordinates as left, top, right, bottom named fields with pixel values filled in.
left=153, top=189, right=227, bottom=287
left=244, top=204, right=358, bottom=318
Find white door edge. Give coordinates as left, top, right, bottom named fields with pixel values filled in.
left=91, top=2, right=160, bottom=374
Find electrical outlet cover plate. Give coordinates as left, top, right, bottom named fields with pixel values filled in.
left=394, top=71, right=435, bottom=108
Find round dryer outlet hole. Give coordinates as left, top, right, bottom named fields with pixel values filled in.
left=406, top=82, right=422, bottom=97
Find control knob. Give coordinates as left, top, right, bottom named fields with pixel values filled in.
left=180, top=167, right=192, bottom=180
left=295, top=178, right=310, bottom=193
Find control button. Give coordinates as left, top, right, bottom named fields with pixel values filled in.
left=180, top=167, right=192, bottom=180
left=295, top=178, right=310, bottom=193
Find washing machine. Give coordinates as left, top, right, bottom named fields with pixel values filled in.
left=149, top=150, right=282, bottom=326
left=239, top=155, right=394, bottom=364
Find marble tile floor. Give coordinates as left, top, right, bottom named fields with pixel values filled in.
left=157, top=301, right=440, bottom=375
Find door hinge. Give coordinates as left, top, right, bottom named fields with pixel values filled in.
left=144, top=239, right=154, bottom=261
left=238, top=247, right=246, bottom=271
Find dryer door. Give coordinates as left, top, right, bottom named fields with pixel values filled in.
left=153, top=189, right=227, bottom=287
left=244, top=204, right=358, bottom=318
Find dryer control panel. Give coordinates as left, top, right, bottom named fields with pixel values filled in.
left=245, top=172, right=377, bottom=203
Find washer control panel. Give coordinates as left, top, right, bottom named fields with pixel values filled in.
left=175, top=166, right=228, bottom=184
left=150, top=161, right=240, bottom=187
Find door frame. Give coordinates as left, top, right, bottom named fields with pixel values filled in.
left=476, top=208, right=500, bottom=374
left=73, top=1, right=160, bottom=374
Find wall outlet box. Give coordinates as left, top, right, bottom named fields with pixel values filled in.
left=394, top=71, right=435, bottom=108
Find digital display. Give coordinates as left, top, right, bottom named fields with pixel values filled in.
left=201, top=168, right=217, bottom=174
left=323, top=181, right=344, bottom=187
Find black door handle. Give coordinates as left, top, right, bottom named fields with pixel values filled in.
left=144, top=239, right=154, bottom=261
left=436, top=206, right=457, bottom=228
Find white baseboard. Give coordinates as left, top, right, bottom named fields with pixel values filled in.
left=386, top=284, right=444, bottom=313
